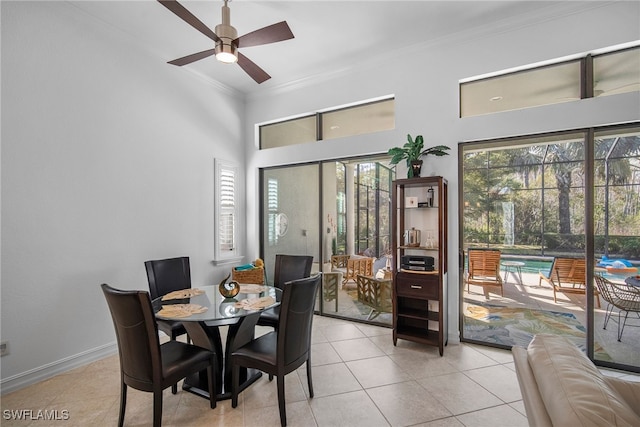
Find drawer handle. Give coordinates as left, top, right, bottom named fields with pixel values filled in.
left=410, top=285, right=422, bottom=289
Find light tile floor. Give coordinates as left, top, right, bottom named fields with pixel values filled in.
left=2, top=315, right=638, bottom=426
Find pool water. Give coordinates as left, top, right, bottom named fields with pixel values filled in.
left=502, top=257, right=638, bottom=280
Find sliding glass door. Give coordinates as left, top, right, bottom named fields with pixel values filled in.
left=459, top=123, right=640, bottom=372
left=592, top=125, right=640, bottom=369
left=261, top=164, right=321, bottom=284
left=260, top=156, right=395, bottom=326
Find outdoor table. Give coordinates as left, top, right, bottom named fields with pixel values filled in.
left=502, top=260, right=525, bottom=285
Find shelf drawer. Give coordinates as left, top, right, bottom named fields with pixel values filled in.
left=396, top=272, right=439, bottom=299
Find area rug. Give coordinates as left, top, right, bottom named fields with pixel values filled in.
left=464, top=303, right=612, bottom=361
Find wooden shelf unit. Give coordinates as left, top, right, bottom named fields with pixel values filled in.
left=392, top=176, right=448, bottom=356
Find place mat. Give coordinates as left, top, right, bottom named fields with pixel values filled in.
left=239, top=284, right=268, bottom=294
left=235, top=296, right=275, bottom=310
left=157, top=304, right=207, bottom=318
left=161, top=288, right=205, bottom=301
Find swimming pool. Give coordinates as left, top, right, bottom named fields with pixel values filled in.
left=501, top=256, right=638, bottom=279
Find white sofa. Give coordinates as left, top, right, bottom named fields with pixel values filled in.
left=512, top=334, right=640, bottom=427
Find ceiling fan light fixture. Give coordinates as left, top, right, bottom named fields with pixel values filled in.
left=215, top=1, right=238, bottom=64
left=215, top=42, right=238, bottom=63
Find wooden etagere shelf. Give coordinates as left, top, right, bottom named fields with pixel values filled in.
left=391, top=176, right=448, bottom=356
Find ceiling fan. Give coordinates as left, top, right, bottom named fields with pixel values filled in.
left=158, top=0, right=294, bottom=84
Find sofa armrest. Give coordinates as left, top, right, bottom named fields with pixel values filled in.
left=603, top=376, right=640, bottom=418
left=512, top=346, right=553, bottom=427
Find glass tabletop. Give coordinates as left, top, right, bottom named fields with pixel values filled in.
left=152, top=284, right=281, bottom=322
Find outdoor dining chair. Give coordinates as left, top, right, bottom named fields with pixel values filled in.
left=594, top=275, right=640, bottom=341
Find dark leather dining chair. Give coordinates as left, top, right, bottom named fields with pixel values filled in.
left=101, top=284, right=216, bottom=427
left=231, top=274, right=321, bottom=427
left=257, top=254, right=313, bottom=329
left=144, top=257, right=191, bottom=337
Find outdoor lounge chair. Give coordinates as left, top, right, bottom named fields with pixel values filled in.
left=539, top=257, right=601, bottom=308
left=466, top=249, right=503, bottom=297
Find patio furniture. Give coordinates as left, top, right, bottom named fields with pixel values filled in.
left=538, top=257, right=601, bottom=308
left=322, top=272, right=341, bottom=312
left=331, top=255, right=374, bottom=286
left=502, top=260, right=525, bottom=284
left=466, top=249, right=503, bottom=297
left=594, top=275, right=640, bottom=341
left=356, top=274, right=392, bottom=320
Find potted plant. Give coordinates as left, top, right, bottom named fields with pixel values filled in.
left=388, top=134, right=450, bottom=178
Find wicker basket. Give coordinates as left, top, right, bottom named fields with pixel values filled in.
left=231, top=267, right=265, bottom=284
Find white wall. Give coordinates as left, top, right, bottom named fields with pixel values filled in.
left=1, top=1, right=245, bottom=391
left=244, top=1, right=640, bottom=343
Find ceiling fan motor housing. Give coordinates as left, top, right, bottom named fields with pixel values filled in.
left=215, top=2, right=238, bottom=63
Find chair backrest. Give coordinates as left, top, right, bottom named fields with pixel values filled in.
left=594, top=275, right=615, bottom=303
left=273, top=254, right=313, bottom=289
left=347, top=257, right=374, bottom=278
left=101, top=284, right=161, bottom=390
left=552, top=257, right=586, bottom=286
left=468, top=249, right=501, bottom=276
left=144, top=257, right=191, bottom=300
left=277, top=274, right=321, bottom=368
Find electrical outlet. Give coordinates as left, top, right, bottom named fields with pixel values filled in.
left=0, top=341, right=8, bottom=357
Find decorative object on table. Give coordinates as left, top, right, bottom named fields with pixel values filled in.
left=234, top=296, right=276, bottom=310
left=161, top=288, right=205, bottom=301
left=219, top=279, right=240, bottom=298
left=157, top=303, right=208, bottom=318
left=387, top=134, right=451, bottom=178
left=231, top=259, right=265, bottom=284
left=405, top=196, right=418, bottom=207
left=239, top=283, right=268, bottom=294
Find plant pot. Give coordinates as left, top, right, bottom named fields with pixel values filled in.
left=409, top=160, right=423, bottom=178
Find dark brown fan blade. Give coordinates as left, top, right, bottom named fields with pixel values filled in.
left=234, top=21, right=294, bottom=48
left=158, top=0, right=220, bottom=43
left=168, top=48, right=216, bottom=66
left=237, top=52, right=270, bottom=84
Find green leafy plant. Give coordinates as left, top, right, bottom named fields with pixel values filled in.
left=388, top=134, right=450, bottom=177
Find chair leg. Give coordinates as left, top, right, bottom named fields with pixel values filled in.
left=618, top=311, right=630, bottom=342
left=170, top=332, right=178, bottom=394
left=231, top=364, right=239, bottom=408
left=277, top=375, right=286, bottom=427
left=118, top=382, right=127, bottom=427
left=207, top=364, right=217, bottom=409
left=603, top=304, right=614, bottom=329
left=153, top=390, right=162, bottom=427
left=306, top=360, right=314, bottom=398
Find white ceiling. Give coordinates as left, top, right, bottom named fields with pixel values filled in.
left=68, top=1, right=598, bottom=96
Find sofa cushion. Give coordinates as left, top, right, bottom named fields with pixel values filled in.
left=527, top=334, right=640, bottom=427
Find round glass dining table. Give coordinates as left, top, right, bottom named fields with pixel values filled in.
left=152, top=284, right=282, bottom=400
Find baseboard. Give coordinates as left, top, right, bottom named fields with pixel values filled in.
left=0, top=342, right=118, bottom=395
